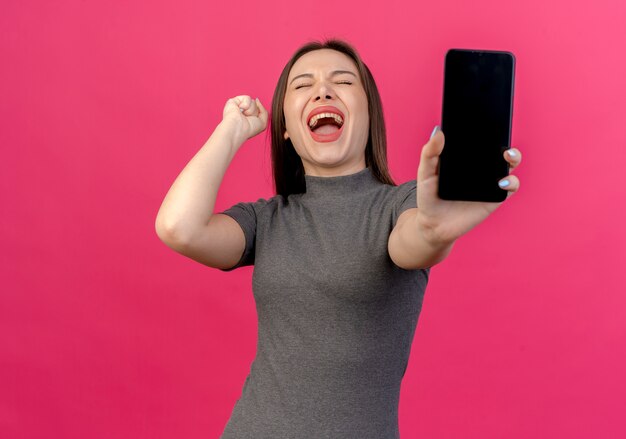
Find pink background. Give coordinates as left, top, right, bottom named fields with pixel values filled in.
left=2, top=0, right=625, bottom=438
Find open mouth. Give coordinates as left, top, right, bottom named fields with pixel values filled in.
left=307, top=112, right=345, bottom=142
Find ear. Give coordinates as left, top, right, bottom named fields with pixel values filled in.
left=283, top=130, right=290, bottom=140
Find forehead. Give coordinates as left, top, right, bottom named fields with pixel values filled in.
left=288, top=49, right=358, bottom=78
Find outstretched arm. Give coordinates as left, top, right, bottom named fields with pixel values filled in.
left=388, top=127, right=522, bottom=270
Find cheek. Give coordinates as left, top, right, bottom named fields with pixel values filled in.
left=350, top=92, right=369, bottom=127
left=284, top=114, right=299, bottom=134
left=283, top=99, right=302, bottom=127
left=355, top=103, right=369, bottom=130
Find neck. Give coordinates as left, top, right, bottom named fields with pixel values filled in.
left=303, top=166, right=380, bottom=198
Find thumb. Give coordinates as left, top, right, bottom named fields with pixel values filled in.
left=418, top=126, right=445, bottom=182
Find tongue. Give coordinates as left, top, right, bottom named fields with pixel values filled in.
left=313, top=124, right=340, bottom=135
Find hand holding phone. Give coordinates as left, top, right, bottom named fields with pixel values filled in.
left=413, top=49, right=522, bottom=246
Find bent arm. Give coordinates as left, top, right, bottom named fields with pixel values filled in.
left=155, top=120, right=242, bottom=245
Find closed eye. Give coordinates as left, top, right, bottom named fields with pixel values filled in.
left=294, top=81, right=353, bottom=90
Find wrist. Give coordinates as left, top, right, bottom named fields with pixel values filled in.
left=216, top=119, right=247, bottom=150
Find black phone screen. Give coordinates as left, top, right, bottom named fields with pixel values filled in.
left=438, top=49, right=515, bottom=202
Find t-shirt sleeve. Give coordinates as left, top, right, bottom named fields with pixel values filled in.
left=391, top=180, right=417, bottom=228
left=216, top=198, right=268, bottom=272
left=392, top=180, right=432, bottom=273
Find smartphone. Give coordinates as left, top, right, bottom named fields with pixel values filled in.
left=438, top=49, right=516, bottom=202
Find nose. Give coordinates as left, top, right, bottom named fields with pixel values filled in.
left=313, top=80, right=334, bottom=102
left=315, top=95, right=332, bottom=101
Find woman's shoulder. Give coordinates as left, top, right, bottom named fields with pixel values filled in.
left=380, top=179, right=418, bottom=221
left=391, top=178, right=417, bottom=190
left=235, top=193, right=284, bottom=211
left=380, top=178, right=417, bottom=201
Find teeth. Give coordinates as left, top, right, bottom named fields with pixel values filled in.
left=308, top=112, right=344, bottom=129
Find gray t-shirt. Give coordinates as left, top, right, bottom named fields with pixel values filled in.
left=217, top=166, right=430, bottom=438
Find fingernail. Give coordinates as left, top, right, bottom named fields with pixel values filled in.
left=507, top=149, right=517, bottom=157
left=430, top=125, right=440, bottom=140
left=499, top=179, right=510, bottom=188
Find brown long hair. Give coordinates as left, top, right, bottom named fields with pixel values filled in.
left=269, top=38, right=397, bottom=198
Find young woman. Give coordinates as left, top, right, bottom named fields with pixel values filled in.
left=155, top=38, right=522, bottom=438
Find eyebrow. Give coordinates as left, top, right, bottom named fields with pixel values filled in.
left=289, top=70, right=357, bottom=85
